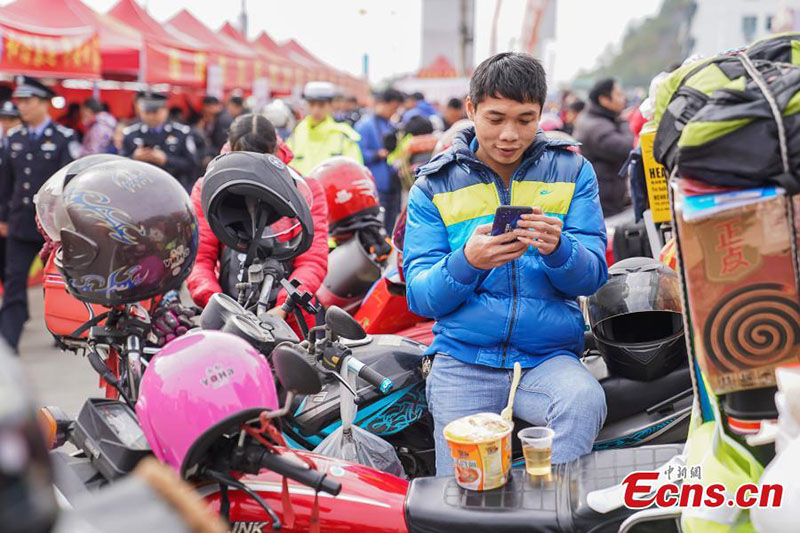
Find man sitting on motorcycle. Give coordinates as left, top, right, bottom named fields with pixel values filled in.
left=403, top=52, right=609, bottom=475
left=187, top=114, right=329, bottom=333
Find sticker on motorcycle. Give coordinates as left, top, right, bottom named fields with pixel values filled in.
left=66, top=190, right=147, bottom=245
left=202, top=364, right=235, bottom=389
left=267, top=154, right=286, bottom=169
left=69, top=265, right=148, bottom=296
left=163, top=244, right=191, bottom=276
left=230, top=522, right=269, bottom=533
left=112, top=169, right=155, bottom=193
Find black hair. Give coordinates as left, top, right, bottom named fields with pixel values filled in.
left=228, top=113, right=278, bottom=154
left=203, top=95, right=220, bottom=105
left=469, top=52, right=546, bottom=109
left=229, top=95, right=245, bottom=107
left=403, top=115, right=433, bottom=136
left=447, top=97, right=463, bottom=109
left=589, top=78, right=616, bottom=106
left=82, top=98, right=104, bottom=114
left=168, top=106, right=185, bottom=122
left=566, top=99, right=585, bottom=113
left=377, top=88, right=405, bottom=103
left=411, top=92, right=424, bottom=101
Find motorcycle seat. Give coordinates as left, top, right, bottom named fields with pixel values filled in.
left=600, top=362, right=692, bottom=424
left=404, top=444, right=683, bottom=533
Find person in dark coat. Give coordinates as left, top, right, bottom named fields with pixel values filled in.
left=0, top=77, right=79, bottom=353
left=121, top=91, right=198, bottom=192
left=572, top=78, right=634, bottom=216
left=0, top=101, right=23, bottom=287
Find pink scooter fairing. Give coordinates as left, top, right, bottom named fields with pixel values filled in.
left=135, top=330, right=279, bottom=473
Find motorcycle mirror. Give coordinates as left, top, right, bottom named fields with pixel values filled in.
left=200, top=293, right=248, bottom=330
left=325, top=306, right=367, bottom=340
left=272, top=345, right=322, bottom=395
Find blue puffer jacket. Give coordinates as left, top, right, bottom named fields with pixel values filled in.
left=403, top=127, right=608, bottom=368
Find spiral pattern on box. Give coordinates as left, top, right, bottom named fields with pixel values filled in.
left=703, top=283, right=800, bottom=372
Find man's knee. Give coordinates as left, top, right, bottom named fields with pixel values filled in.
left=555, top=374, right=606, bottom=426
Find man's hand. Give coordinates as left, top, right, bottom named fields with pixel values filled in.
left=0, top=222, right=7, bottom=238
left=514, top=207, right=563, bottom=256
left=267, top=306, right=288, bottom=320
left=149, top=147, right=168, bottom=166
left=132, top=147, right=152, bottom=162
left=377, top=148, right=389, bottom=159
left=464, top=224, right=528, bottom=270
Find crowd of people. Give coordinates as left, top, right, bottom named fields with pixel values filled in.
left=0, top=70, right=647, bottom=356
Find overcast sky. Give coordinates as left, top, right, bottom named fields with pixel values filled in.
left=5, top=0, right=663, bottom=85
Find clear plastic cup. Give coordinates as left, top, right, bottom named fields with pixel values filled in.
left=518, top=427, right=554, bottom=476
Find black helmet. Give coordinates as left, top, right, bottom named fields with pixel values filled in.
left=201, top=151, right=313, bottom=262
left=588, top=257, right=687, bottom=381
left=0, top=345, right=58, bottom=533
left=54, top=159, right=198, bottom=307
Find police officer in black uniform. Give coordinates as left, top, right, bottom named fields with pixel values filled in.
left=121, top=91, right=197, bottom=192
left=1, top=101, right=23, bottom=286
left=0, top=77, right=79, bottom=353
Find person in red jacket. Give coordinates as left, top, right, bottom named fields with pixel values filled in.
left=187, top=113, right=329, bottom=333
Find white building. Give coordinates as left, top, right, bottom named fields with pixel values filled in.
left=690, top=0, right=800, bottom=56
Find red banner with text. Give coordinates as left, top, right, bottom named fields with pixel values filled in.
left=0, top=26, right=101, bottom=78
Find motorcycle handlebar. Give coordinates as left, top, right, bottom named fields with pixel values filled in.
left=258, top=452, right=342, bottom=496
left=256, top=273, right=276, bottom=315
left=345, top=357, right=394, bottom=395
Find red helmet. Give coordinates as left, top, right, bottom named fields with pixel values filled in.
left=310, top=157, right=381, bottom=236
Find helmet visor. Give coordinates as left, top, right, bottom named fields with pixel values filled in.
left=34, top=166, right=70, bottom=241
left=588, top=268, right=683, bottom=329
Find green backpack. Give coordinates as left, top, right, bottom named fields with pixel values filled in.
left=652, top=32, right=800, bottom=174
left=676, top=61, right=800, bottom=190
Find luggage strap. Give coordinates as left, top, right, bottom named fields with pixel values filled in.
left=737, top=53, right=797, bottom=192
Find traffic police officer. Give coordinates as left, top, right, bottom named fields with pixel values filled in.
left=0, top=77, right=79, bottom=353
left=287, top=81, right=363, bottom=175
left=121, top=91, right=197, bottom=191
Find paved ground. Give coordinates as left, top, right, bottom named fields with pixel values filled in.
left=17, top=286, right=104, bottom=416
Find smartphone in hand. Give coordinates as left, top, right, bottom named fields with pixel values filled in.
left=491, top=206, right=534, bottom=236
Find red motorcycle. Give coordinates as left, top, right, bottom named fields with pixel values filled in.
left=47, top=305, right=685, bottom=533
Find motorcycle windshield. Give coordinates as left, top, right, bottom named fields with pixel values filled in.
left=588, top=269, right=682, bottom=328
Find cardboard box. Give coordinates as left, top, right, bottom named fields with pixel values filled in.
left=673, top=183, right=800, bottom=394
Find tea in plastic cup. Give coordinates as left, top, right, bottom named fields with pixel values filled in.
left=518, top=427, right=554, bottom=476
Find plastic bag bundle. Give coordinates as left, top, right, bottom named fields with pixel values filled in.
left=314, top=424, right=405, bottom=478
left=312, top=357, right=406, bottom=478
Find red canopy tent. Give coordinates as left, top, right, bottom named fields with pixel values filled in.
left=280, top=39, right=367, bottom=99
left=60, top=0, right=143, bottom=79
left=167, top=10, right=256, bottom=91
left=279, top=39, right=334, bottom=83
left=108, top=0, right=207, bottom=87
left=251, top=31, right=304, bottom=93
left=218, top=22, right=305, bottom=93
left=0, top=0, right=101, bottom=79
left=417, top=55, right=458, bottom=78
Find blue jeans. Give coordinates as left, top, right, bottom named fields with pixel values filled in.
left=426, top=354, right=607, bottom=476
